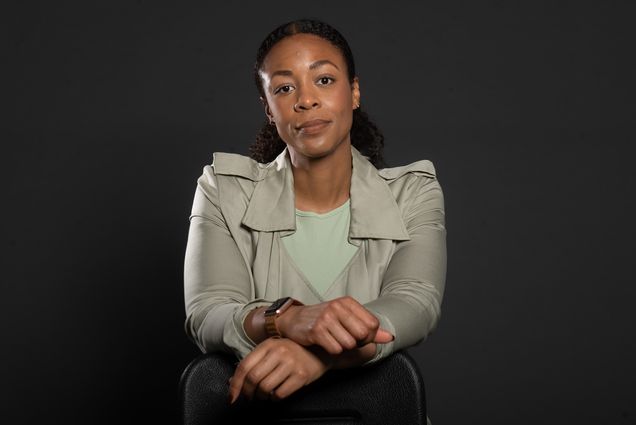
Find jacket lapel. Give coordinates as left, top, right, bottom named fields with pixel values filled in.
left=241, top=145, right=411, bottom=242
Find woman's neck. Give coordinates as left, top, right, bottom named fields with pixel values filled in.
left=288, top=141, right=352, bottom=214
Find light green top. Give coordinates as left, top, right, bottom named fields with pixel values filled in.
left=280, top=199, right=360, bottom=296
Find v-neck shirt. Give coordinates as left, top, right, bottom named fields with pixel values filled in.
left=280, top=198, right=360, bottom=297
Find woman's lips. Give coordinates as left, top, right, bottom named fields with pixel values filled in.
left=297, top=120, right=331, bottom=135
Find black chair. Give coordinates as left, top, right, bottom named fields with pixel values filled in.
left=179, top=350, right=427, bottom=425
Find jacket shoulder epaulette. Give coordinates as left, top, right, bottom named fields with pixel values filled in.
left=377, top=159, right=436, bottom=181
left=211, top=152, right=269, bottom=181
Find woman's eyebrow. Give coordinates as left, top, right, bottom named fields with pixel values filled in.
left=271, top=59, right=339, bottom=78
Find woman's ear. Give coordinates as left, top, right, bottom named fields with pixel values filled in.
left=351, top=77, right=361, bottom=108
left=260, top=96, right=274, bottom=123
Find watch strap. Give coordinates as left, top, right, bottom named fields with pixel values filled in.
left=264, top=297, right=303, bottom=338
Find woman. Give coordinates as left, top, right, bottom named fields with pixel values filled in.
left=183, top=18, right=447, bottom=408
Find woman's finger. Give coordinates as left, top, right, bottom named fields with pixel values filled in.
left=345, top=299, right=381, bottom=331
left=228, top=345, right=269, bottom=403
left=271, top=373, right=306, bottom=401
left=315, top=326, right=348, bottom=354
left=374, top=328, right=395, bottom=343
left=253, top=362, right=291, bottom=400
left=240, top=350, right=281, bottom=401
left=325, top=320, right=359, bottom=351
left=335, top=304, right=375, bottom=343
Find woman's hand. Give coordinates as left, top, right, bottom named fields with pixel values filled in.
left=277, top=295, right=394, bottom=355
left=228, top=337, right=331, bottom=404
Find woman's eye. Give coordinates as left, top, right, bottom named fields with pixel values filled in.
left=275, top=85, right=294, bottom=94
left=317, top=76, right=334, bottom=85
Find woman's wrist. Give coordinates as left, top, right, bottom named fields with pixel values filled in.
left=306, top=342, right=377, bottom=371
left=243, top=306, right=268, bottom=344
left=243, top=303, right=301, bottom=344
left=331, top=343, right=377, bottom=369
left=276, top=304, right=301, bottom=337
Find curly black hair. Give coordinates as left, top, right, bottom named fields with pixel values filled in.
left=249, top=18, right=388, bottom=169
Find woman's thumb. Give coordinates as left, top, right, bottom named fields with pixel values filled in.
left=374, top=328, right=395, bottom=344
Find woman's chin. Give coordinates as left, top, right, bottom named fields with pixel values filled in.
left=300, top=137, right=350, bottom=157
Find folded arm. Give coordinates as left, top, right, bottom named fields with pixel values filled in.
left=183, top=170, right=274, bottom=359
left=363, top=175, right=447, bottom=365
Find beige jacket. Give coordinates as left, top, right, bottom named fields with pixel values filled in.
left=183, top=144, right=447, bottom=366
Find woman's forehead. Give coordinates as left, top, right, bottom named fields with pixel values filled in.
left=261, top=34, right=344, bottom=74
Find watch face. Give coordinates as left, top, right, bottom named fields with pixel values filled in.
left=267, top=297, right=291, bottom=315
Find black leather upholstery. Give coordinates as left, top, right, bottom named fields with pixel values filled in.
left=179, top=350, right=427, bottom=425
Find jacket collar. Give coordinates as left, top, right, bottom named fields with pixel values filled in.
left=241, top=144, right=410, bottom=242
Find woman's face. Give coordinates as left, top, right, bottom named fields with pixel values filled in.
left=258, top=33, right=360, bottom=160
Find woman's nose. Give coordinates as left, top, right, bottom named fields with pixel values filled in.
left=294, top=86, right=320, bottom=111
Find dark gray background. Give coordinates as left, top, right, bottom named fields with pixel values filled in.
left=3, top=1, right=635, bottom=424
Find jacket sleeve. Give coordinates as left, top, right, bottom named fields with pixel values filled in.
left=362, top=173, right=447, bottom=365
left=183, top=167, right=273, bottom=360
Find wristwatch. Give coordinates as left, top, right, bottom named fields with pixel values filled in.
left=264, top=297, right=303, bottom=338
